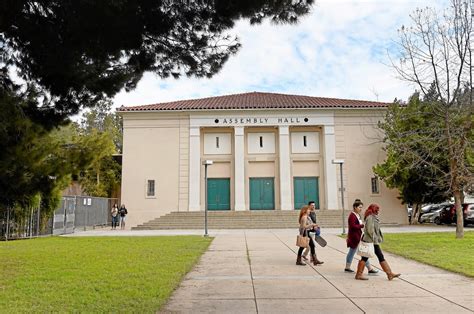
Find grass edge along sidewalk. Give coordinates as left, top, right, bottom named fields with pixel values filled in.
left=381, top=231, right=474, bottom=278
left=340, top=231, right=474, bottom=278
left=0, top=236, right=212, bottom=312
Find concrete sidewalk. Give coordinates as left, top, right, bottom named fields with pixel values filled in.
left=160, top=229, right=473, bottom=314
left=66, top=224, right=468, bottom=237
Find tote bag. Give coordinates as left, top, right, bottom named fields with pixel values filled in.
left=296, top=230, right=309, bottom=248
left=357, top=241, right=375, bottom=258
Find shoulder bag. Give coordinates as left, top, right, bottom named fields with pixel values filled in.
left=296, top=229, right=309, bottom=248
left=357, top=234, right=375, bottom=258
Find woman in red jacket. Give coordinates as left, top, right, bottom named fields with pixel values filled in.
left=345, top=199, right=378, bottom=275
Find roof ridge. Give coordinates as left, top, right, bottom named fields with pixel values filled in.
left=118, top=91, right=391, bottom=112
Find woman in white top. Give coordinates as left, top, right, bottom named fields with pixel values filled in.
left=345, top=199, right=378, bottom=275
left=296, top=205, right=318, bottom=266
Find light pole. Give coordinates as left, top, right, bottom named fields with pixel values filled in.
left=332, top=159, right=346, bottom=235
left=203, top=160, right=213, bottom=237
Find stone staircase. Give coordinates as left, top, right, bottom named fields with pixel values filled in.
left=132, top=210, right=350, bottom=230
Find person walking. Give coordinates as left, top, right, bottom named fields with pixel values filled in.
left=119, top=204, right=128, bottom=230
left=110, top=203, right=119, bottom=230
left=296, top=205, right=319, bottom=266
left=345, top=199, right=378, bottom=274
left=302, top=201, right=324, bottom=264
left=355, top=203, right=401, bottom=281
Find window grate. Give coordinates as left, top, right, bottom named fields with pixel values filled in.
left=371, top=177, right=379, bottom=194
left=147, top=180, right=155, bottom=197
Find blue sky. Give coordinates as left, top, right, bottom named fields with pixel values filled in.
left=113, top=0, right=447, bottom=108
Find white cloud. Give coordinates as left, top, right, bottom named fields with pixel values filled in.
left=113, top=0, right=449, bottom=108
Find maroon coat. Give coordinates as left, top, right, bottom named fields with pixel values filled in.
left=346, top=212, right=364, bottom=248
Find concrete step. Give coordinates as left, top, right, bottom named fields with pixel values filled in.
left=132, top=210, right=352, bottom=230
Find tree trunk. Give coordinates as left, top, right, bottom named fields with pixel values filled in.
left=445, top=110, right=464, bottom=239
left=454, top=190, right=464, bottom=239
left=411, top=203, right=422, bottom=225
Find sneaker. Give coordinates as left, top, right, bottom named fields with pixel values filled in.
left=368, top=268, right=379, bottom=275
left=344, top=268, right=355, bottom=273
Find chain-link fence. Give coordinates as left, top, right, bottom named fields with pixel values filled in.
left=1, top=196, right=118, bottom=240
left=0, top=206, right=52, bottom=240
left=53, top=196, right=119, bottom=235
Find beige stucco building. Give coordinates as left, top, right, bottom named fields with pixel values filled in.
left=118, top=92, right=408, bottom=228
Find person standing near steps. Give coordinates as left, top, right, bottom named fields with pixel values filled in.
left=119, top=204, right=128, bottom=230
left=345, top=199, right=378, bottom=274
left=355, top=203, right=401, bottom=281
left=110, top=203, right=119, bottom=230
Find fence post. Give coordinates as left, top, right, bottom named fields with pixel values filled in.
left=36, top=195, right=41, bottom=237
left=29, top=207, right=33, bottom=239
left=73, top=196, right=77, bottom=233
left=84, top=199, right=88, bottom=231
left=36, top=206, right=41, bottom=237
left=5, top=207, right=10, bottom=241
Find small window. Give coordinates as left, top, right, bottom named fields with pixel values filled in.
left=303, top=135, right=307, bottom=147
left=371, top=177, right=379, bottom=194
left=216, top=136, right=220, bottom=148
left=147, top=180, right=155, bottom=197
left=259, top=136, right=263, bottom=148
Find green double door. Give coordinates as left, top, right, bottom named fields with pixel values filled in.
left=207, top=178, right=230, bottom=210
left=249, top=178, right=275, bottom=210
left=294, top=177, right=319, bottom=209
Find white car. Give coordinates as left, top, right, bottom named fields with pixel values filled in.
left=419, top=208, right=442, bottom=224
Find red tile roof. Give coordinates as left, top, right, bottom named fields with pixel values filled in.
left=118, top=92, right=391, bottom=112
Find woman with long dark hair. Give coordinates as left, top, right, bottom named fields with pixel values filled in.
left=355, top=203, right=401, bottom=280
left=345, top=199, right=378, bottom=274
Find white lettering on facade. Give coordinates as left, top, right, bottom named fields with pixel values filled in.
left=218, top=117, right=304, bottom=125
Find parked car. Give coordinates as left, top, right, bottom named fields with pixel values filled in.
left=419, top=205, right=449, bottom=225
left=439, top=203, right=472, bottom=225
left=419, top=203, right=451, bottom=224
left=463, top=203, right=474, bottom=226
left=408, top=204, right=434, bottom=223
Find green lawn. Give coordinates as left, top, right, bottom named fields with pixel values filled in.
left=381, top=231, right=474, bottom=277
left=0, top=236, right=212, bottom=312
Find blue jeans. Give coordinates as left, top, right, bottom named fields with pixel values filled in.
left=111, top=216, right=118, bottom=228
left=346, top=246, right=371, bottom=269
